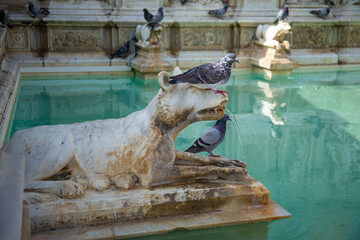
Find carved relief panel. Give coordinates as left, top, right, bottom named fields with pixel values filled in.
left=6, top=27, right=30, bottom=51
left=339, top=25, right=360, bottom=48
left=291, top=26, right=331, bottom=49
left=240, top=28, right=255, bottom=48
left=49, top=28, right=103, bottom=52
left=180, top=27, right=229, bottom=50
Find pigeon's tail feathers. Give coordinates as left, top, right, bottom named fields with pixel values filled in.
left=185, top=146, right=199, bottom=153
left=168, top=79, right=181, bottom=84
left=208, top=9, right=218, bottom=15
left=310, top=10, right=319, bottom=15
left=41, top=8, right=50, bottom=15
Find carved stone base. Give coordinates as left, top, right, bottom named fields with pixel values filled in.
left=250, top=41, right=298, bottom=71
left=29, top=177, right=290, bottom=239
left=130, top=45, right=174, bottom=79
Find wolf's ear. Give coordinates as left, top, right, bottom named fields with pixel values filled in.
left=158, top=71, right=172, bottom=91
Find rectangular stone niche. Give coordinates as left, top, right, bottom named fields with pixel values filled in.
left=30, top=176, right=291, bottom=240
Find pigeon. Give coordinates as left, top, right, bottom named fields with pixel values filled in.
left=186, top=114, right=231, bottom=157
left=143, top=8, right=153, bottom=23
left=168, top=53, right=239, bottom=96
left=325, top=0, right=335, bottom=6
left=0, top=9, right=13, bottom=28
left=208, top=3, right=229, bottom=19
left=111, top=41, right=130, bottom=59
left=310, top=7, right=330, bottom=19
left=180, top=0, right=187, bottom=4
left=143, top=7, right=164, bottom=29
left=274, top=5, right=289, bottom=23
left=27, top=2, right=50, bottom=18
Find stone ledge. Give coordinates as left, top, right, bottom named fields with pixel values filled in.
left=29, top=177, right=290, bottom=232
left=29, top=177, right=290, bottom=239
left=31, top=200, right=289, bottom=240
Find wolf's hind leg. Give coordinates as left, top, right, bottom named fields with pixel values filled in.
left=25, top=180, right=84, bottom=199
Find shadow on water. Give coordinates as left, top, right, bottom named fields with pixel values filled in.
left=4, top=70, right=360, bottom=240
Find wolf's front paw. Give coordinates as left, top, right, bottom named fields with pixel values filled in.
left=111, top=173, right=138, bottom=189
left=59, top=180, right=84, bottom=198
left=89, top=175, right=110, bottom=191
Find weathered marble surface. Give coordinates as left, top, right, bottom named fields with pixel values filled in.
left=29, top=178, right=290, bottom=239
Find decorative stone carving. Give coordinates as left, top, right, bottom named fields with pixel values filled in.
left=50, top=28, right=102, bottom=51
left=292, top=26, right=331, bottom=49
left=135, top=24, right=151, bottom=48
left=255, top=21, right=291, bottom=51
left=240, top=28, right=254, bottom=48
left=182, top=28, right=228, bottom=50
left=6, top=27, right=29, bottom=50
left=2, top=71, right=246, bottom=203
left=251, top=22, right=297, bottom=71
left=339, top=25, right=360, bottom=48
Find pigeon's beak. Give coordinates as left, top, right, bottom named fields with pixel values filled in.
left=235, top=58, right=239, bottom=63
left=229, top=118, right=232, bottom=121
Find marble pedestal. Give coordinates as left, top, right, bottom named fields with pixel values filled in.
left=30, top=177, right=290, bottom=240
left=251, top=41, right=298, bottom=71
left=130, top=45, right=174, bottom=79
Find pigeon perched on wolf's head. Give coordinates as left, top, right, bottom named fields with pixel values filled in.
left=27, top=2, right=50, bottom=18
left=168, top=53, right=238, bottom=96
left=143, top=7, right=164, bottom=29
left=310, top=7, right=330, bottom=19
left=208, top=3, right=229, bottom=19
left=0, top=9, right=13, bottom=28
left=274, top=5, right=289, bottom=23
left=186, top=114, right=231, bottom=157
left=111, top=41, right=130, bottom=59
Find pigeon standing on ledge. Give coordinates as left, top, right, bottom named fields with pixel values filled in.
left=310, top=7, right=331, bottom=19
left=168, top=53, right=239, bottom=96
left=186, top=114, right=231, bottom=157
left=143, top=7, right=164, bottom=29
left=111, top=41, right=130, bottom=59
left=27, top=2, right=50, bottom=18
left=0, top=9, right=13, bottom=28
left=274, top=5, right=289, bottom=23
left=208, top=3, right=229, bottom=19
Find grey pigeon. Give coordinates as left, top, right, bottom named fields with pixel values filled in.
left=0, top=9, right=13, bottom=28
left=310, top=7, right=330, bottom=19
left=111, top=41, right=130, bottom=59
left=27, top=2, right=50, bottom=18
left=168, top=53, right=238, bottom=96
left=143, top=8, right=153, bottom=23
left=186, top=114, right=231, bottom=157
left=143, top=7, right=164, bottom=29
left=274, top=5, right=289, bottom=23
left=208, top=3, right=229, bottom=19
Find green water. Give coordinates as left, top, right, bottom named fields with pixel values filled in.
left=6, top=70, right=360, bottom=240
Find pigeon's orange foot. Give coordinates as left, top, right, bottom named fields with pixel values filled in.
left=215, top=90, right=228, bottom=96
left=209, top=153, right=221, bottom=158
